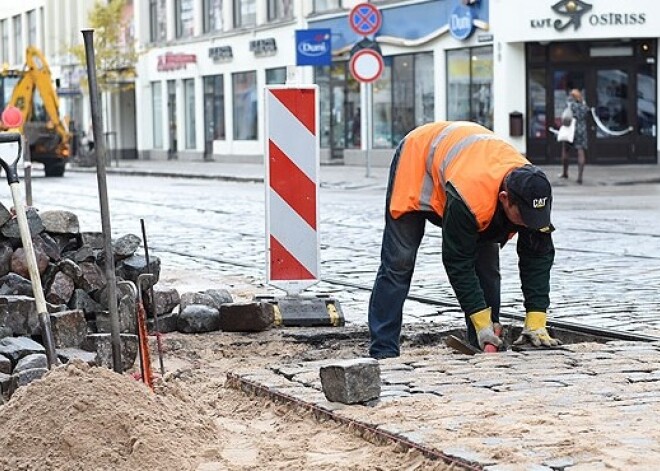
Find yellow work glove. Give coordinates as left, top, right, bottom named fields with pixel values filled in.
left=469, top=307, right=503, bottom=350
left=513, top=311, right=562, bottom=347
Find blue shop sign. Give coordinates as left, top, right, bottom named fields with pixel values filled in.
left=450, top=4, right=475, bottom=40
left=295, top=29, right=332, bottom=66
left=308, top=0, right=488, bottom=52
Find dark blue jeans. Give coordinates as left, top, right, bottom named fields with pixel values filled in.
left=368, top=145, right=500, bottom=358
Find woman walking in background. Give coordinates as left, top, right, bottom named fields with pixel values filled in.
left=559, top=89, right=590, bottom=184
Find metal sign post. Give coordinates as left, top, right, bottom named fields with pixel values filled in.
left=348, top=3, right=383, bottom=179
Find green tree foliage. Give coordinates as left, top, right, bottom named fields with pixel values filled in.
left=70, top=0, right=137, bottom=92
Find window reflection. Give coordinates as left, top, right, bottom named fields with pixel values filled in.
left=447, top=46, right=493, bottom=129
left=637, top=65, right=656, bottom=137
left=232, top=71, right=257, bottom=140
left=595, top=69, right=628, bottom=136
left=528, top=69, right=546, bottom=138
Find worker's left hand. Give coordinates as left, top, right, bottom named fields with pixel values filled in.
left=513, top=311, right=562, bottom=347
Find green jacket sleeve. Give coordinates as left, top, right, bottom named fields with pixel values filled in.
left=517, top=228, right=555, bottom=312
left=442, top=185, right=555, bottom=315
left=441, top=187, right=487, bottom=316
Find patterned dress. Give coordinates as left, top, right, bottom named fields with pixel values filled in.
left=569, top=98, right=589, bottom=150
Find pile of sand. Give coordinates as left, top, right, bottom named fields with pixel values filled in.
left=0, top=361, right=217, bottom=471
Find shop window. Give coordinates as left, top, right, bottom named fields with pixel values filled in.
left=372, top=52, right=435, bottom=148
left=184, top=78, right=196, bottom=149
left=637, top=64, right=656, bottom=137
left=266, top=67, right=287, bottom=85
left=314, top=62, right=360, bottom=152
left=203, top=75, right=225, bottom=141
left=268, top=0, right=293, bottom=22
left=549, top=42, right=587, bottom=62
left=313, top=0, right=341, bottom=13
left=13, top=15, right=21, bottom=63
left=527, top=68, right=546, bottom=138
left=447, top=46, right=493, bottom=130
left=175, top=0, right=194, bottom=39
left=0, top=20, right=8, bottom=63
left=27, top=10, right=36, bottom=47
left=234, top=0, right=256, bottom=28
left=152, top=82, right=163, bottom=149
left=203, top=0, right=223, bottom=33
left=232, top=71, right=257, bottom=140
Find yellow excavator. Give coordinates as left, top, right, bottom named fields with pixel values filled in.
left=1, top=46, right=71, bottom=177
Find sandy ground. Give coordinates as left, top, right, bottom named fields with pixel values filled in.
left=0, top=268, right=456, bottom=471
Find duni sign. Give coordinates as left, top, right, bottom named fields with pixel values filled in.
left=298, top=41, right=328, bottom=57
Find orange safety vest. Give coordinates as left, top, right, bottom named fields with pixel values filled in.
left=389, top=121, right=530, bottom=231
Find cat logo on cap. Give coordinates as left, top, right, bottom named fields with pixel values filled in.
left=533, top=197, right=548, bottom=209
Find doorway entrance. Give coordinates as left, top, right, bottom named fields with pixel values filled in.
left=526, top=40, right=657, bottom=164
left=315, top=61, right=360, bottom=162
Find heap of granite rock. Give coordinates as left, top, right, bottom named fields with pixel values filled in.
left=0, top=205, right=241, bottom=400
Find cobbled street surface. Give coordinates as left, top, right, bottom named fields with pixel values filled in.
left=5, top=167, right=659, bottom=336
left=2, top=165, right=660, bottom=469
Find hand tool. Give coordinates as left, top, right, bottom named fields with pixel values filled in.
left=0, top=131, right=58, bottom=367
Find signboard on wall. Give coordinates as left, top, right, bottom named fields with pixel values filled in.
left=450, top=4, right=475, bottom=40
left=295, top=29, right=332, bottom=66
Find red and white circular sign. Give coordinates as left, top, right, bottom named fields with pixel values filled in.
left=349, top=49, right=384, bottom=83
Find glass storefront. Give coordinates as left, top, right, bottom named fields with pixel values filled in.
left=232, top=71, right=257, bottom=140
left=315, top=61, right=360, bottom=158
left=447, top=46, right=493, bottom=130
left=315, top=52, right=433, bottom=156
left=526, top=39, right=657, bottom=164
left=374, top=52, right=434, bottom=148
left=184, top=78, right=196, bottom=149
left=151, top=81, right=163, bottom=148
left=203, top=74, right=225, bottom=156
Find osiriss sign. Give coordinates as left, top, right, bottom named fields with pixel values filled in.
left=295, top=29, right=332, bottom=66
left=531, top=0, right=646, bottom=32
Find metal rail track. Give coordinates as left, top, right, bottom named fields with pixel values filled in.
left=156, top=247, right=660, bottom=344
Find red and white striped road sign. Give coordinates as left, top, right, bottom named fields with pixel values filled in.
left=265, top=86, right=320, bottom=294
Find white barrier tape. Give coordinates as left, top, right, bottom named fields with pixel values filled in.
left=590, top=108, right=634, bottom=136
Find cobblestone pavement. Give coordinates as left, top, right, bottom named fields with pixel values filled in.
left=8, top=161, right=660, bottom=469
left=233, top=337, right=660, bottom=470
left=38, top=161, right=660, bottom=339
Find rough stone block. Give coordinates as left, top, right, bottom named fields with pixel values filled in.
left=177, top=305, right=220, bottom=333
left=152, top=286, right=180, bottom=316
left=0, top=336, right=45, bottom=365
left=147, top=311, right=179, bottom=334
left=10, top=367, right=48, bottom=394
left=0, top=354, right=10, bottom=374
left=1, top=207, right=43, bottom=239
left=82, top=333, right=138, bottom=372
left=180, top=292, right=216, bottom=311
left=46, top=271, right=75, bottom=305
left=14, top=353, right=48, bottom=374
left=320, top=358, right=381, bottom=404
left=41, top=210, right=80, bottom=234
left=0, top=372, right=11, bottom=396
left=57, top=348, right=98, bottom=366
left=51, top=309, right=88, bottom=348
left=0, top=295, right=38, bottom=336
left=219, top=302, right=274, bottom=332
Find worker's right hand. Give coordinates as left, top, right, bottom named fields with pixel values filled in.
left=469, top=307, right=503, bottom=350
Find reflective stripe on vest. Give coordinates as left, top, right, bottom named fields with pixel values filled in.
left=418, top=122, right=483, bottom=212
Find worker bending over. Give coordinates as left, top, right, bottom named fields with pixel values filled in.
left=368, top=121, right=560, bottom=359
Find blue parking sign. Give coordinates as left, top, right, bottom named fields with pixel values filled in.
left=295, top=29, right=332, bottom=66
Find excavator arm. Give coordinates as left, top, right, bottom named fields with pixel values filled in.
left=8, top=46, right=70, bottom=154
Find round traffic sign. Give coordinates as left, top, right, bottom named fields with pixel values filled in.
left=349, top=3, right=382, bottom=36
left=349, top=49, right=384, bottom=83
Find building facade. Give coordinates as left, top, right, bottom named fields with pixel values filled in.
left=135, top=0, right=658, bottom=166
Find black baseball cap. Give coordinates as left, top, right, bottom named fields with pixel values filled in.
left=505, top=165, right=553, bottom=232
